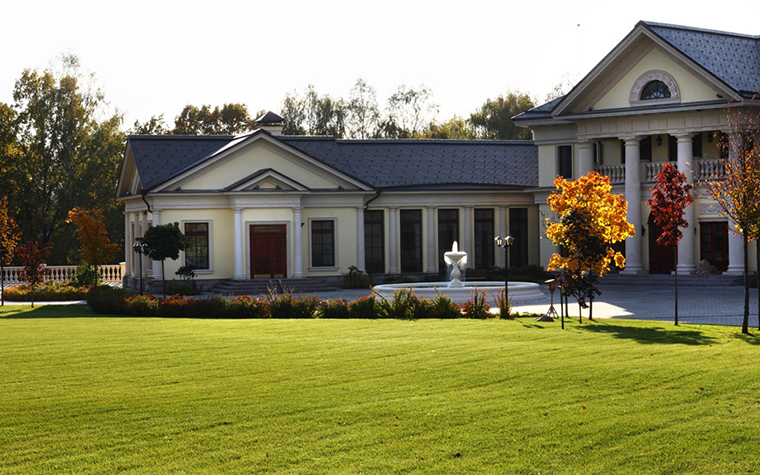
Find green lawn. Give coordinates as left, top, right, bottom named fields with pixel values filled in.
left=1, top=305, right=759, bottom=474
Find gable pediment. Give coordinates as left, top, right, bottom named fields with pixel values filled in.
left=153, top=132, right=372, bottom=193
left=554, top=23, right=739, bottom=117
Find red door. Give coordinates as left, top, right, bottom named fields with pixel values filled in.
left=250, top=225, right=287, bottom=278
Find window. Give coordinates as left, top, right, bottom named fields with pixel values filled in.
left=558, top=145, right=572, bottom=179
left=437, top=209, right=459, bottom=271
left=311, top=220, right=335, bottom=267
left=474, top=208, right=494, bottom=269
left=364, top=210, right=384, bottom=274
left=184, top=222, right=210, bottom=270
left=400, top=210, right=422, bottom=273
left=641, top=80, right=671, bottom=100
left=509, top=208, right=528, bottom=268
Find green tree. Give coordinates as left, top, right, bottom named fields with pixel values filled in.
left=380, top=84, right=439, bottom=138
left=648, top=163, right=693, bottom=326
left=137, top=222, right=188, bottom=299
left=280, top=86, right=347, bottom=137
left=132, top=114, right=170, bottom=135
left=345, top=78, right=380, bottom=139
left=173, top=103, right=256, bottom=135
left=469, top=91, right=535, bottom=140
left=3, top=54, right=125, bottom=263
left=417, top=116, right=477, bottom=139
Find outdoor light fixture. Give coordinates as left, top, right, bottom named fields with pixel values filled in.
left=495, top=235, right=514, bottom=315
left=133, top=241, right=149, bottom=295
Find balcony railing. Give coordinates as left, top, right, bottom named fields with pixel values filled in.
left=1, top=263, right=125, bottom=284
left=595, top=159, right=726, bottom=184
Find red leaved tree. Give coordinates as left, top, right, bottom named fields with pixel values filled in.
left=648, top=163, right=693, bottom=326
left=0, top=196, right=21, bottom=306
left=17, top=240, right=51, bottom=308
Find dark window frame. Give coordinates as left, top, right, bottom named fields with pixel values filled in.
left=311, top=219, right=335, bottom=268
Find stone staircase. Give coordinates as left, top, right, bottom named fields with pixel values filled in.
left=209, top=278, right=335, bottom=296
left=597, top=273, right=743, bottom=287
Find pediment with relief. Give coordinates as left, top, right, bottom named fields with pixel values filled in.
left=224, top=169, right=309, bottom=192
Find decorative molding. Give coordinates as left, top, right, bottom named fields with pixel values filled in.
left=699, top=203, right=721, bottom=215
left=630, top=70, right=680, bottom=105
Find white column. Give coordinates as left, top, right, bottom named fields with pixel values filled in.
left=355, top=207, right=365, bottom=274
left=125, top=212, right=132, bottom=276
left=388, top=207, right=398, bottom=274
left=233, top=207, right=245, bottom=280
left=498, top=206, right=507, bottom=267
left=463, top=206, right=472, bottom=266
left=578, top=141, right=595, bottom=177
left=151, top=208, right=162, bottom=280
left=426, top=207, right=436, bottom=273
left=726, top=132, right=745, bottom=275
left=622, top=137, right=644, bottom=273
left=140, top=211, right=149, bottom=278
left=676, top=133, right=697, bottom=274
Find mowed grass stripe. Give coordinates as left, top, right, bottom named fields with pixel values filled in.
left=0, top=305, right=759, bottom=473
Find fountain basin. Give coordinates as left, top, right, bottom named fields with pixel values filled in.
left=372, top=281, right=545, bottom=304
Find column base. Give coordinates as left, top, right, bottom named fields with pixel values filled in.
left=676, top=264, right=697, bottom=274
left=620, top=266, right=646, bottom=274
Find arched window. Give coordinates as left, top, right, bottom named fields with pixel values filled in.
left=641, top=80, right=671, bottom=100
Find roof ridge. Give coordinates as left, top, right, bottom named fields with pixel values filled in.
left=642, top=20, right=759, bottom=40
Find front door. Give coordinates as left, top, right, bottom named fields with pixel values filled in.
left=250, top=225, right=287, bottom=278
left=648, top=213, right=675, bottom=274
left=700, top=222, right=728, bottom=272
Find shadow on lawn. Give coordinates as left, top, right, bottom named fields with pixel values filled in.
left=0, top=305, right=104, bottom=319
left=577, top=321, right=718, bottom=346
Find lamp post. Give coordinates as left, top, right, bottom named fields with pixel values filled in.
left=495, top=235, right=514, bottom=315
left=132, top=241, right=148, bottom=295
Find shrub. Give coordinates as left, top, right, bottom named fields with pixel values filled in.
left=292, top=294, right=320, bottom=319
left=319, top=299, right=350, bottom=319
left=157, top=295, right=194, bottom=318
left=191, top=296, right=229, bottom=318
left=124, top=294, right=159, bottom=317
left=167, top=279, right=201, bottom=296
left=462, top=289, right=492, bottom=319
left=491, top=289, right=513, bottom=319
left=72, top=261, right=101, bottom=287
left=429, top=293, right=461, bottom=319
left=342, top=265, right=372, bottom=289
left=376, top=288, right=419, bottom=320
left=86, top=285, right=130, bottom=315
left=348, top=295, right=377, bottom=319
left=267, top=291, right=319, bottom=319
left=4, top=281, right=90, bottom=302
left=228, top=295, right=268, bottom=319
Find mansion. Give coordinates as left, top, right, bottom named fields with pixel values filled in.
left=117, top=21, right=760, bottom=290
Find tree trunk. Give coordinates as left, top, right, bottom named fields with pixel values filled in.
left=161, top=260, right=167, bottom=300
left=1, top=264, right=4, bottom=307
left=742, top=234, right=749, bottom=334
left=674, top=244, right=679, bottom=326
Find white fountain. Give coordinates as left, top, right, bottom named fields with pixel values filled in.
left=373, top=242, right=545, bottom=304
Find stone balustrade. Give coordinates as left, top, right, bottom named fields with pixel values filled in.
left=0, top=263, right=125, bottom=284
left=596, top=159, right=725, bottom=184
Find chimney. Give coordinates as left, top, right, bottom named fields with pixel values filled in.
left=255, top=111, right=285, bottom=136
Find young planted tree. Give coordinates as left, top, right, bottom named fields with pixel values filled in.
left=546, top=171, right=635, bottom=322
left=705, top=110, right=760, bottom=334
left=66, top=207, right=120, bottom=286
left=16, top=240, right=51, bottom=308
left=137, top=223, right=188, bottom=299
left=0, top=196, right=21, bottom=306
left=648, top=163, right=693, bottom=326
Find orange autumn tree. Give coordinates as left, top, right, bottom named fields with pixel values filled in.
left=66, top=207, right=119, bottom=286
left=0, top=196, right=21, bottom=306
left=546, top=171, right=635, bottom=320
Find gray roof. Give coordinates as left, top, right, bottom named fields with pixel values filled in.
left=514, top=21, right=760, bottom=122
left=127, top=131, right=537, bottom=193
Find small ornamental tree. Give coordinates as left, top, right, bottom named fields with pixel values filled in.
left=137, top=222, right=188, bottom=299
left=17, top=240, right=51, bottom=308
left=705, top=107, right=760, bottom=334
left=0, top=196, right=21, bottom=306
left=66, top=207, right=120, bottom=286
left=546, top=171, right=635, bottom=322
left=648, top=163, right=693, bottom=326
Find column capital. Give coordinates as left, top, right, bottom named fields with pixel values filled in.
left=674, top=131, right=696, bottom=141
left=619, top=135, right=642, bottom=144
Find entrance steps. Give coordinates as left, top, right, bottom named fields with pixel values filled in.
left=598, top=273, right=743, bottom=287
left=209, top=278, right=334, bottom=296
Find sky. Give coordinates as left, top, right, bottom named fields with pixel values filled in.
left=2, top=0, right=758, bottom=129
